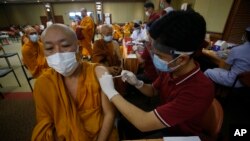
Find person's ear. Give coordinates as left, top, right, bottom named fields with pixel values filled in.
left=176, top=55, right=189, bottom=64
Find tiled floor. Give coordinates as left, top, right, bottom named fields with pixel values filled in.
left=0, top=39, right=34, bottom=94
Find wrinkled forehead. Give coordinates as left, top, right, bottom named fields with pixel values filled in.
left=101, top=26, right=113, bottom=34
left=42, top=27, right=76, bottom=43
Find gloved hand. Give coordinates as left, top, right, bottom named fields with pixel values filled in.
left=98, top=72, right=119, bottom=100
left=132, top=45, right=138, bottom=51
left=121, top=70, right=144, bottom=89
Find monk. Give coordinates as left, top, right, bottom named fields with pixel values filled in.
left=77, top=8, right=95, bottom=58
left=112, top=24, right=123, bottom=43
left=92, top=24, right=125, bottom=95
left=32, top=24, right=118, bottom=141
left=92, top=24, right=122, bottom=76
left=21, top=26, right=48, bottom=78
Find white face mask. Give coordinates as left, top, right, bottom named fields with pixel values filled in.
left=29, top=34, right=39, bottom=43
left=145, top=11, right=150, bottom=17
left=103, top=35, right=113, bottom=42
left=46, top=52, right=79, bottom=77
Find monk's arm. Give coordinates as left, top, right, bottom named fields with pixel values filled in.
left=97, top=92, right=116, bottom=141
left=32, top=79, right=56, bottom=141
left=79, top=18, right=94, bottom=30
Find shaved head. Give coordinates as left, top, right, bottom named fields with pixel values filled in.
left=41, top=24, right=77, bottom=42
left=80, top=8, right=87, bottom=17
left=80, top=8, right=87, bottom=12
left=41, top=24, right=79, bottom=56
left=100, top=24, right=113, bottom=35
left=24, top=26, right=37, bottom=35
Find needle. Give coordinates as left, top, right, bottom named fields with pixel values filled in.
left=112, top=75, right=122, bottom=78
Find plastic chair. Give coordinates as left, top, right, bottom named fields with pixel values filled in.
left=201, top=98, right=224, bottom=141
left=232, top=71, right=250, bottom=88
left=0, top=45, right=22, bottom=68
left=0, top=31, right=10, bottom=45
left=21, top=65, right=33, bottom=92
left=0, top=67, right=21, bottom=87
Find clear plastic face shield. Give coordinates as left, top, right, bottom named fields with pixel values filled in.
left=147, top=40, right=194, bottom=72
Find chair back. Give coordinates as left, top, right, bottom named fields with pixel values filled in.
left=238, top=71, right=250, bottom=87
left=0, top=45, right=6, bottom=54
left=201, top=99, right=224, bottom=141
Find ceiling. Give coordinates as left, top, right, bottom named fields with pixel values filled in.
left=0, top=0, right=145, bottom=4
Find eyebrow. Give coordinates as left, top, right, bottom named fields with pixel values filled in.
left=44, top=39, right=69, bottom=44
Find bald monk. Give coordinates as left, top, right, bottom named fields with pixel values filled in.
left=77, top=8, right=95, bottom=58
left=21, top=26, right=48, bottom=78
left=92, top=24, right=123, bottom=76
left=32, top=24, right=118, bottom=141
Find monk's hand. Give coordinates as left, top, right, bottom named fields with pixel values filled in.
left=113, top=66, right=122, bottom=75
left=99, top=72, right=119, bottom=100
left=121, top=70, right=144, bottom=89
left=108, top=66, right=121, bottom=76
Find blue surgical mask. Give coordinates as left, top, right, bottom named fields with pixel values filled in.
left=153, top=54, right=181, bottom=72
left=29, top=34, right=39, bottom=43
left=103, top=35, right=113, bottom=42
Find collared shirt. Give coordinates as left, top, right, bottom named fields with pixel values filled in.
left=204, top=41, right=250, bottom=87
left=152, top=62, right=214, bottom=136
left=226, top=41, right=250, bottom=85
left=149, top=12, right=160, bottom=23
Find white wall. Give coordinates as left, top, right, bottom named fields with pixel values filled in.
left=53, top=2, right=95, bottom=26
left=0, top=0, right=234, bottom=33
left=103, top=2, right=145, bottom=24
left=194, top=0, right=234, bottom=33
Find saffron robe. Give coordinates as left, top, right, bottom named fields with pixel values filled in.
left=92, top=39, right=121, bottom=67
left=112, top=24, right=123, bottom=41
left=92, top=39, right=125, bottom=95
left=79, top=16, right=95, bottom=56
left=21, top=41, right=48, bottom=78
left=32, top=62, right=118, bottom=141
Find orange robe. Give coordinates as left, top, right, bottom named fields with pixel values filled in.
left=92, top=39, right=121, bottom=67
left=32, top=62, right=118, bottom=141
left=122, top=22, right=133, bottom=38
left=21, top=41, right=48, bottom=78
left=92, top=39, right=125, bottom=95
left=79, top=16, right=95, bottom=57
left=112, top=24, right=123, bottom=41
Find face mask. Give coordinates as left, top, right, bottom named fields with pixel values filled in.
left=29, top=34, right=38, bottom=43
left=145, top=11, right=150, bottom=17
left=46, top=52, right=79, bottom=77
left=103, top=35, right=113, bottom=42
left=153, top=54, right=181, bottom=72
left=160, top=3, right=165, bottom=9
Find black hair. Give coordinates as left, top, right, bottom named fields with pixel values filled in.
left=149, top=10, right=206, bottom=52
left=246, top=27, right=250, bottom=41
left=144, top=2, right=154, bottom=9
left=134, top=23, right=140, bottom=28
left=166, top=0, right=172, bottom=4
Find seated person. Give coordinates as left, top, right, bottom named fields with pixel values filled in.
left=92, top=24, right=122, bottom=76
left=31, top=24, right=118, bottom=141
left=204, top=27, right=250, bottom=88
left=97, top=11, right=214, bottom=140
left=130, top=21, right=148, bottom=42
left=21, top=26, right=48, bottom=78
left=112, top=24, right=123, bottom=43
